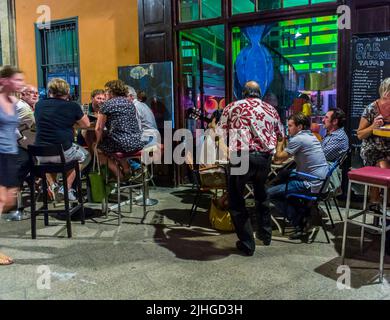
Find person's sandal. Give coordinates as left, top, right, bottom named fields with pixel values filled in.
left=0, top=253, right=14, bottom=266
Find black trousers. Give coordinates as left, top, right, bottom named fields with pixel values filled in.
left=228, top=152, right=272, bottom=252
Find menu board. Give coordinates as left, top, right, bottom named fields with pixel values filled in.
left=349, top=34, right=390, bottom=138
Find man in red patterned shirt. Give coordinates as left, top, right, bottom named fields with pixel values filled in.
left=217, top=81, right=285, bottom=256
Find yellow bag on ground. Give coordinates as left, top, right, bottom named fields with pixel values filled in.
left=209, top=199, right=235, bottom=232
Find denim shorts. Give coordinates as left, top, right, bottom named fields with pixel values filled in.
left=38, top=144, right=91, bottom=169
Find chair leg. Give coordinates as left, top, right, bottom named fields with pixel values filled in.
left=117, top=162, right=121, bottom=226
left=188, top=190, right=201, bottom=227
left=341, top=182, right=352, bottom=264
left=379, top=187, right=387, bottom=283
left=320, top=212, right=331, bottom=244
left=30, top=175, right=37, bottom=240
left=324, top=200, right=335, bottom=229
left=63, top=172, right=72, bottom=238
left=42, top=177, right=49, bottom=227
left=75, top=165, right=85, bottom=225
left=141, top=165, right=147, bottom=224
left=333, top=196, right=343, bottom=221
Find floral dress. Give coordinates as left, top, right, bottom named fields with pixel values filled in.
left=360, top=101, right=390, bottom=166
left=99, top=97, right=146, bottom=154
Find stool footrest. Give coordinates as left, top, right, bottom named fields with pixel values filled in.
left=345, top=219, right=390, bottom=232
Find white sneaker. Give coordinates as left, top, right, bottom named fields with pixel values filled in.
left=58, top=187, right=77, bottom=202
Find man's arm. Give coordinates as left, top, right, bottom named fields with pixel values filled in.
left=274, top=137, right=290, bottom=162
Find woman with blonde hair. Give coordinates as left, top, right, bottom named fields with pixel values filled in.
left=357, top=77, right=390, bottom=208
left=0, top=66, right=25, bottom=265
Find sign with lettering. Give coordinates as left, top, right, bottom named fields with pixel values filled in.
left=349, top=34, right=390, bottom=142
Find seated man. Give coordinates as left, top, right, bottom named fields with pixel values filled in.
left=321, top=108, right=350, bottom=193
left=79, top=89, right=106, bottom=152
left=126, top=86, right=159, bottom=175
left=16, top=85, right=39, bottom=185
left=322, top=108, right=349, bottom=162
left=268, top=112, right=329, bottom=240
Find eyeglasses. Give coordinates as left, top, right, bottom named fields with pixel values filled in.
left=25, top=91, right=39, bottom=95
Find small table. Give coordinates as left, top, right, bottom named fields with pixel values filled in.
left=373, top=128, right=390, bottom=138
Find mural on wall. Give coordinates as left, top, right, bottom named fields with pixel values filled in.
left=234, top=25, right=274, bottom=99
left=118, top=62, right=175, bottom=129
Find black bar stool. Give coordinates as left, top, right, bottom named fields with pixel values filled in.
left=28, top=145, right=84, bottom=239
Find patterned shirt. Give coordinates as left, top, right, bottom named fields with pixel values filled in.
left=217, top=98, right=284, bottom=153
left=321, top=128, right=349, bottom=162
left=360, top=101, right=390, bottom=166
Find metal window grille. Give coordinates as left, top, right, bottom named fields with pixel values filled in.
left=37, top=21, right=80, bottom=101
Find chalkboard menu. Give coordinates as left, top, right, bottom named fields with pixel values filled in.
left=349, top=33, right=390, bottom=139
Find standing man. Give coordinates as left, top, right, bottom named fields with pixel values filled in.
left=218, top=81, right=285, bottom=256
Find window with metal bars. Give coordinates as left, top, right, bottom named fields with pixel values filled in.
left=35, top=18, right=80, bottom=101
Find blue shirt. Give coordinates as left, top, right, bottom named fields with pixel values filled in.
left=285, top=130, right=329, bottom=193
left=321, top=128, right=349, bottom=162
left=0, top=104, right=19, bottom=154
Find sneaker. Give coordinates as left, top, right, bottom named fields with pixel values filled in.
left=236, top=241, right=254, bottom=256
left=255, top=232, right=271, bottom=246
left=57, top=187, right=77, bottom=202
left=48, top=183, right=59, bottom=201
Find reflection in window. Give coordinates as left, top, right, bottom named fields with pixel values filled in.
left=232, top=0, right=255, bottom=15
left=180, top=0, right=221, bottom=22
left=180, top=0, right=200, bottom=22
left=232, top=0, right=336, bottom=15
left=284, top=0, right=309, bottom=8
left=179, top=25, right=225, bottom=134
left=232, top=16, right=338, bottom=124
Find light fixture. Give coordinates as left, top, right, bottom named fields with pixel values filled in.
left=295, top=28, right=302, bottom=39
left=299, top=60, right=305, bottom=64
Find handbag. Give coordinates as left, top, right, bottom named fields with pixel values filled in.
left=209, top=198, right=235, bottom=232
left=199, top=166, right=227, bottom=189
left=88, top=148, right=107, bottom=203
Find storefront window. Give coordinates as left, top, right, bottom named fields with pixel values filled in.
left=232, top=15, right=338, bottom=126
left=179, top=25, right=225, bottom=134
left=232, top=0, right=336, bottom=15
left=179, top=0, right=222, bottom=22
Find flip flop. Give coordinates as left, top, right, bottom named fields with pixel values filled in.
left=0, top=254, right=14, bottom=266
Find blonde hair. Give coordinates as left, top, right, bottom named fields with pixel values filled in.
left=48, top=78, right=70, bottom=97
left=379, top=78, right=390, bottom=98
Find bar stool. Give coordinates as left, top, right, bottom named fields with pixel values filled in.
left=105, top=144, right=164, bottom=225
left=28, top=145, right=85, bottom=239
left=341, top=166, right=390, bottom=282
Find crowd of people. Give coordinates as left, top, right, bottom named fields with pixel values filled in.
left=0, top=63, right=389, bottom=264
left=0, top=65, right=159, bottom=265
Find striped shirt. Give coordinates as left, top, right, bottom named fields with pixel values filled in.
left=321, top=128, right=349, bottom=162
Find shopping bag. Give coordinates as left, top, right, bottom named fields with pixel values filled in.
left=199, top=166, right=227, bottom=189
left=88, top=149, right=107, bottom=203
left=209, top=198, right=235, bottom=232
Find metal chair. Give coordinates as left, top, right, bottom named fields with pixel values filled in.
left=282, top=153, right=348, bottom=243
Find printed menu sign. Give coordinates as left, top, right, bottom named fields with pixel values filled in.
left=350, top=34, right=390, bottom=136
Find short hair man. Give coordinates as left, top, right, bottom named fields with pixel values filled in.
left=322, top=108, right=349, bottom=162
left=270, top=112, right=329, bottom=240
left=217, top=81, right=285, bottom=256
left=127, top=86, right=158, bottom=146
left=15, top=85, right=39, bottom=186
left=80, top=89, right=106, bottom=152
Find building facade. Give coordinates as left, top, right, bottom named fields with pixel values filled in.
left=14, top=0, right=140, bottom=103
left=0, top=0, right=17, bottom=66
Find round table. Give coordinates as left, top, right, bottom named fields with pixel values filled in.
left=373, top=128, right=390, bottom=138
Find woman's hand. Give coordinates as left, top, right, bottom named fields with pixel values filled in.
left=372, top=115, right=385, bottom=129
